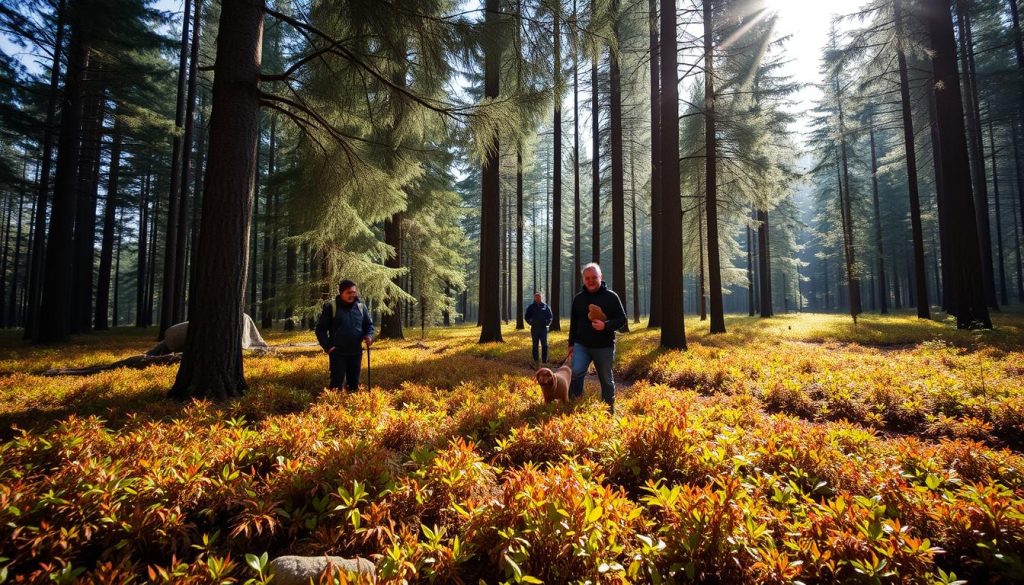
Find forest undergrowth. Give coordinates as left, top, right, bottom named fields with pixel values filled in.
left=1, top=311, right=1022, bottom=583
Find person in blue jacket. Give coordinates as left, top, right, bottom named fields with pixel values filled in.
left=315, top=279, right=374, bottom=391
left=524, top=291, right=553, bottom=364
left=567, top=263, right=626, bottom=412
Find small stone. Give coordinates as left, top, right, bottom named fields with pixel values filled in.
left=268, top=555, right=375, bottom=584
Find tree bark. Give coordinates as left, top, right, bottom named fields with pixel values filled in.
left=659, top=0, right=686, bottom=348
left=893, top=0, right=929, bottom=317
left=609, top=0, right=628, bottom=331
left=160, top=0, right=193, bottom=339
left=648, top=0, right=662, bottom=328
left=169, top=0, right=264, bottom=400
left=36, top=22, right=89, bottom=344
left=869, top=128, right=889, bottom=314
left=71, top=80, right=103, bottom=334
left=175, top=0, right=203, bottom=323
left=573, top=0, right=582, bottom=294
left=703, top=0, right=724, bottom=333
left=923, top=0, right=991, bottom=328
left=550, top=7, right=562, bottom=332
left=989, top=121, right=1008, bottom=306
left=516, top=143, right=525, bottom=330
left=746, top=221, right=754, bottom=316
left=955, top=0, right=997, bottom=309
left=25, top=0, right=67, bottom=340
left=95, top=114, right=123, bottom=330
left=136, top=169, right=150, bottom=327
left=261, top=115, right=276, bottom=329
left=926, top=78, right=952, bottom=311
left=380, top=213, right=405, bottom=339
left=478, top=0, right=504, bottom=343
left=836, top=85, right=862, bottom=320
left=592, top=0, right=601, bottom=266
left=757, top=208, right=772, bottom=317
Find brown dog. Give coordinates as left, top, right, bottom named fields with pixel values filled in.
left=588, top=304, right=607, bottom=322
left=535, top=365, right=571, bottom=404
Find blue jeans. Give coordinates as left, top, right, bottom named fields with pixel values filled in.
left=569, top=343, right=616, bottom=409
left=329, top=351, right=362, bottom=391
left=531, top=327, right=549, bottom=362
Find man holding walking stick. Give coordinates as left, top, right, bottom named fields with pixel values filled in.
left=315, top=279, right=375, bottom=392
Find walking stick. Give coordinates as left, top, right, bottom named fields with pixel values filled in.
left=366, top=342, right=371, bottom=391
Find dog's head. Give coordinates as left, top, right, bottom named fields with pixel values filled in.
left=535, top=367, right=554, bottom=386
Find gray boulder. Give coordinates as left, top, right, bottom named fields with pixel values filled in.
left=268, top=555, right=375, bottom=584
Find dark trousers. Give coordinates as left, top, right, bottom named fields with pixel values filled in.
left=328, top=351, right=362, bottom=391
left=531, top=327, right=549, bottom=363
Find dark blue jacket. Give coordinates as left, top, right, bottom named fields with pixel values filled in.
left=524, top=301, right=553, bottom=331
left=567, top=282, right=626, bottom=348
left=315, top=296, right=375, bottom=355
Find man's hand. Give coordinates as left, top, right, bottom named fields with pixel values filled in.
left=591, top=319, right=606, bottom=331
left=364, top=336, right=374, bottom=348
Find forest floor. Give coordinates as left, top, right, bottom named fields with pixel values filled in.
left=1, top=311, right=1023, bottom=582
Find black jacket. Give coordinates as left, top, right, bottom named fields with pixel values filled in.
left=315, top=295, right=375, bottom=355
left=524, top=301, right=553, bottom=331
left=567, top=282, right=626, bottom=348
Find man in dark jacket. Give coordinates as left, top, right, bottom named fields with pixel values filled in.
left=567, top=263, right=626, bottom=412
left=315, top=279, right=375, bottom=392
left=524, top=292, right=553, bottom=363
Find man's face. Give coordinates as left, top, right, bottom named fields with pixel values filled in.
left=583, top=269, right=601, bottom=292
left=341, top=287, right=358, bottom=303
left=534, top=293, right=542, bottom=304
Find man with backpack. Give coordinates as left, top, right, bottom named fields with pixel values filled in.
left=315, top=279, right=375, bottom=392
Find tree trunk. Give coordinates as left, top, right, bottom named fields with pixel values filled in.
left=36, top=26, right=89, bottom=344
left=894, top=0, right=929, bottom=317
left=609, top=0, right=628, bottom=331
left=1013, top=129, right=1024, bottom=302
left=71, top=81, right=103, bottom=334
left=187, top=92, right=207, bottom=319
left=924, top=0, right=991, bottom=328
left=629, top=138, right=640, bottom=323
left=379, top=213, right=404, bottom=339
left=955, top=0, right=998, bottom=309
left=95, top=114, right=123, bottom=330
left=550, top=7, right=562, bottom=332
left=836, top=86, right=862, bottom=320
left=136, top=170, right=150, bottom=327
left=659, top=0, right=685, bottom=348
left=927, top=78, right=953, bottom=312
left=7, top=156, right=29, bottom=327
left=113, top=207, right=123, bottom=326
left=648, top=0, right=662, bottom=328
left=175, top=0, right=203, bottom=323
left=573, top=0, right=582, bottom=294
left=592, top=0, right=601, bottom=266
left=989, top=121, right=1008, bottom=306
left=516, top=143, right=524, bottom=330
left=25, top=0, right=67, bottom=340
left=757, top=208, right=772, bottom=317
left=160, top=0, right=193, bottom=339
left=703, top=0, right=724, bottom=333
left=869, top=128, right=889, bottom=314
left=1012, top=175, right=1024, bottom=302
left=0, top=193, right=11, bottom=326
left=169, top=0, right=264, bottom=400
left=698, top=200, right=706, bottom=320
left=479, top=0, right=504, bottom=343
left=261, top=115, right=276, bottom=329
left=746, top=221, right=754, bottom=316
